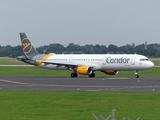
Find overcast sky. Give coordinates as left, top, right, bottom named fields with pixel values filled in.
left=1, top=0, right=160, bottom=47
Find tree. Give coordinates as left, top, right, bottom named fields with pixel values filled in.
left=66, top=43, right=81, bottom=51
left=47, top=44, right=65, bottom=54
left=107, top=44, right=118, bottom=53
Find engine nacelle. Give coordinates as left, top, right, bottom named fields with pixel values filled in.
left=76, top=66, right=92, bottom=75
left=102, top=70, right=119, bottom=75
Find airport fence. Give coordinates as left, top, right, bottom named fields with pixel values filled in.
left=92, top=109, right=156, bottom=120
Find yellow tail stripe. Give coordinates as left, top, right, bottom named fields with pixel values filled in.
left=36, top=54, right=54, bottom=66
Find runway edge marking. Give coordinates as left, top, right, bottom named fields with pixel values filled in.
left=106, top=77, right=129, bottom=79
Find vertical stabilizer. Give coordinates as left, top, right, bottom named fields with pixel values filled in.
left=20, top=33, right=39, bottom=59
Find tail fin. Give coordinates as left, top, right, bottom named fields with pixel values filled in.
left=20, top=33, right=39, bottom=59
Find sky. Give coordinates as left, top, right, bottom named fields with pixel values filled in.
left=1, top=0, right=160, bottom=47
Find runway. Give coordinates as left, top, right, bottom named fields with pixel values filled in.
left=0, top=76, right=160, bottom=92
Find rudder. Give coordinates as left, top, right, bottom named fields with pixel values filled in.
left=20, top=33, right=39, bottom=59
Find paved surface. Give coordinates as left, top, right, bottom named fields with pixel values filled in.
left=0, top=76, right=160, bottom=92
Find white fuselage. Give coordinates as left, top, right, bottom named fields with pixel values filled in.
left=36, top=54, right=154, bottom=71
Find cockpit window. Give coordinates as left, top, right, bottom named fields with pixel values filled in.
left=140, top=58, right=149, bottom=61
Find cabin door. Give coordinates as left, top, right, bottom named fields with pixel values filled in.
left=102, top=57, right=106, bottom=65
left=68, top=57, right=72, bottom=63
left=131, top=56, right=136, bottom=65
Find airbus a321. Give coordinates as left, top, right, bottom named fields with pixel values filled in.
left=17, top=33, right=154, bottom=78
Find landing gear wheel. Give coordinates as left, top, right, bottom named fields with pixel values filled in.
left=135, top=75, right=139, bottom=78
left=134, top=70, right=139, bottom=78
left=89, top=73, right=95, bottom=78
left=71, top=73, right=78, bottom=78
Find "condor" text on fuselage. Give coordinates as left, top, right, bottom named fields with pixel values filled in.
left=106, top=57, right=130, bottom=64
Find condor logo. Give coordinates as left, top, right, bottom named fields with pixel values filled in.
left=106, top=57, right=130, bottom=64
left=21, top=38, right=32, bottom=54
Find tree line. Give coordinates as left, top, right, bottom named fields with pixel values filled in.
left=0, top=43, right=160, bottom=58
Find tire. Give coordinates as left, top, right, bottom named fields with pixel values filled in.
left=71, top=73, right=78, bottom=77
left=135, top=75, right=139, bottom=78
left=89, top=73, right=95, bottom=77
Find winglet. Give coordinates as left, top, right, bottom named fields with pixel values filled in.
left=20, top=33, right=39, bottom=59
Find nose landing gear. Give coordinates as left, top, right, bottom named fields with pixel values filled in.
left=134, top=70, right=139, bottom=78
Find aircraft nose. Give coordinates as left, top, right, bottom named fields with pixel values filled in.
left=149, top=61, right=154, bottom=68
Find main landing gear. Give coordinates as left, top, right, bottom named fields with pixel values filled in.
left=70, top=72, right=95, bottom=78
left=89, top=72, right=95, bottom=77
left=134, top=70, right=139, bottom=78
left=71, top=72, right=77, bottom=77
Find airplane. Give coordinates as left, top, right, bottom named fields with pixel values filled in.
left=17, top=33, right=154, bottom=78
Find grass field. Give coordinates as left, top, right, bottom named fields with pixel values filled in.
left=0, top=57, right=160, bottom=120
left=0, top=57, right=27, bottom=65
left=1, top=91, right=160, bottom=120
left=0, top=66, right=157, bottom=78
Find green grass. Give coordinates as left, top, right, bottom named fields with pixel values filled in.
left=0, top=66, right=157, bottom=77
left=0, top=91, right=160, bottom=120
left=0, top=57, right=27, bottom=65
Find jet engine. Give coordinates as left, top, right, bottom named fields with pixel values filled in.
left=76, top=66, right=92, bottom=75
left=102, top=70, right=119, bottom=75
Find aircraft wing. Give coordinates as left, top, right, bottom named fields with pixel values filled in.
left=38, top=61, right=94, bottom=68
left=40, top=61, right=78, bottom=66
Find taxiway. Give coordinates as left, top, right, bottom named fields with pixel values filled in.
left=0, top=76, right=160, bottom=92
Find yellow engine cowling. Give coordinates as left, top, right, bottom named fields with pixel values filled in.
left=102, top=70, right=118, bottom=75
left=76, top=66, right=92, bottom=75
